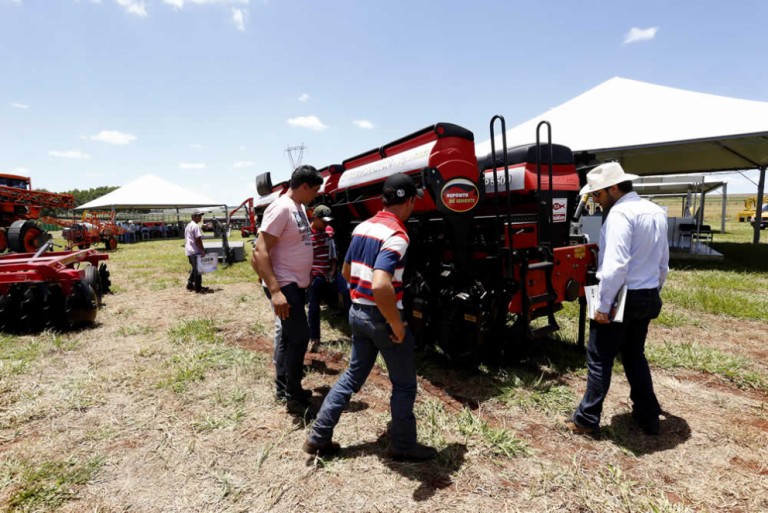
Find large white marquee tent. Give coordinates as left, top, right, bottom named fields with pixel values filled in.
left=476, top=77, right=768, bottom=243
left=75, top=174, right=221, bottom=211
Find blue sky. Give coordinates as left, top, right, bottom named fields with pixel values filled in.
left=2, top=0, right=767, bottom=204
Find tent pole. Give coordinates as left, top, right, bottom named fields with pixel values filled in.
left=754, top=166, right=766, bottom=245
left=721, top=182, right=727, bottom=234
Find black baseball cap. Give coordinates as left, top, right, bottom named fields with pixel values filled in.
left=382, top=173, right=423, bottom=202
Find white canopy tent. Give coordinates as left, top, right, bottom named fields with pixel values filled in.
left=476, top=77, right=768, bottom=243
left=75, top=174, right=221, bottom=211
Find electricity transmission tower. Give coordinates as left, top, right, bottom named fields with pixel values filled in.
left=285, top=144, right=306, bottom=171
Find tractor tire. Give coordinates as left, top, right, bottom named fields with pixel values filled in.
left=241, top=229, right=250, bottom=238
left=0, top=227, right=7, bottom=253
left=105, top=236, right=118, bottom=251
left=7, top=220, right=48, bottom=253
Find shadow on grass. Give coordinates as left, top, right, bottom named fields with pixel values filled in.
left=310, top=434, right=468, bottom=502
left=606, top=411, right=691, bottom=455
left=416, top=335, right=587, bottom=409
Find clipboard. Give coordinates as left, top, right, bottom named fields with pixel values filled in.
left=584, top=284, right=627, bottom=322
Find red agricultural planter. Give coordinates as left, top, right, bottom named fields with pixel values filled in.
left=0, top=243, right=111, bottom=332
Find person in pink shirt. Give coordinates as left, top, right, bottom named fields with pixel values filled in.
left=251, top=165, right=323, bottom=417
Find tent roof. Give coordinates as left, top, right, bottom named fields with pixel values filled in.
left=75, top=174, right=221, bottom=210
left=634, top=180, right=725, bottom=196
left=476, top=77, right=768, bottom=175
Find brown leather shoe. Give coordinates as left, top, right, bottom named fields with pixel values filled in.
left=303, top=438, right=340, bottom=456
left=564, top=420, right=600, bottom=439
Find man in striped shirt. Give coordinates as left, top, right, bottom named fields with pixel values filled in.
left=303, top=173, right=438, bottom=461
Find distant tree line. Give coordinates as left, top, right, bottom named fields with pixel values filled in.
left=37, top=186, right=119, bottom=218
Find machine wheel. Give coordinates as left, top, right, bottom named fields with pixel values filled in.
left=105, top=236, right=118, bottom=251
left=17, top=286, right=39, bottom=332
left=7, top=220, right=48, bottom=253
left=83, top=264, right=103, bottom=306
left=78, top=243, right=91, bottom=250
left=241, top=229, right=250, bottom=237
left=0, top=289, right=20, bottom=332
left=64, top=282, right=99, bottom=328
left=0, top=227, right=7, bottom=253
left=98, top=263, right=112, bottom=294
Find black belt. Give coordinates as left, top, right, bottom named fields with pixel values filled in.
left=352, top=303, right=380, bottom=311
left=627, top=288, right=659, bottom=296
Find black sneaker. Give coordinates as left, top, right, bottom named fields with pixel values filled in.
left=388, top=443, right=437, bottom=462
left=303, top=438, right=340, bottom=456
left=286, top=399, right=316, bottom=419
left=276, top=389, right=313, bottom=401
left=631, top=410, right=661, bottom=436
left=186, top=284, right=195, bottom=291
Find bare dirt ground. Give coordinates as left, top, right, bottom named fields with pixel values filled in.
left=1, top=250, right=767, bottom=513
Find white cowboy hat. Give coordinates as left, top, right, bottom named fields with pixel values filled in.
left=579, top=162, right=639, bottom=195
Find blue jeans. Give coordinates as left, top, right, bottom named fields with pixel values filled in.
left=574, top=288, right=663, bottom=428
left=308, top=303, right=418, bottom=451
left=266, top=283, right=310, bottom=400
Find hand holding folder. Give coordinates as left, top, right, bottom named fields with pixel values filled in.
left=584, top=284, right=627, bottom=323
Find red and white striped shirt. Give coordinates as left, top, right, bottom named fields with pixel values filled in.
left=344, top=211, right=409, bottom=309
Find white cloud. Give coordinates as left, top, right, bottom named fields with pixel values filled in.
left=232, top=7, right=246, bottom=31
left=49, top=150, right=92, bottom=159
left=298, top=93, right=309, bottom=103
left=10, top=102, right=30, bottom=109
left=161, top=0, right=250, bottom=7
left=10, top=167, right=30, bottom=176
left=179, top=162, right=206, bottom=169
left=623, top=27, right=659, bottom=44
left=190, top=143, right=203, bottom=149
left=353, top=119, right=374, bottom=130
left=116, top=0, right=147, bottom=17
left=233, top=160, right=256, bottom=168
left=287, top=115, right=328, bottom=131
left=87, top=130, right=137, bottom=145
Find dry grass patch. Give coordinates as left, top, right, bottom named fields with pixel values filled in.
left=0, top=233, right=767, bottom=512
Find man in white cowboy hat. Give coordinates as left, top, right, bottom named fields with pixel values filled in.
left=566, top=161, right=669, bottom=438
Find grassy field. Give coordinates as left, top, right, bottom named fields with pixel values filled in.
left=0, top=213, right=767, bottom=512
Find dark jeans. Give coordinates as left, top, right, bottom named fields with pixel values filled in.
left=307, top=274, right=351, bottom=341
left=574, top=288, right=663, bottom=429
left=307, top=275, right=329, bottom=341
left=187, top=255, right=202, bottom=291
left=308, top=303, right=418, bottom=451
left=266, top=283, right=310, bottom=400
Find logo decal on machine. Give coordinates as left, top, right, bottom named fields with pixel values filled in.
left=552, top=198, right=568, bottom=223
left=440, top=178, right=479, bottom=213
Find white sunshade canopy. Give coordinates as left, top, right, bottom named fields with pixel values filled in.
left=75, top=174, right=221, bottom=210
left=476, top=77, right=768, bottom=175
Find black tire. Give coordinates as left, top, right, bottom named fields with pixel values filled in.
left=7, top=220, right=48, bottom=253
